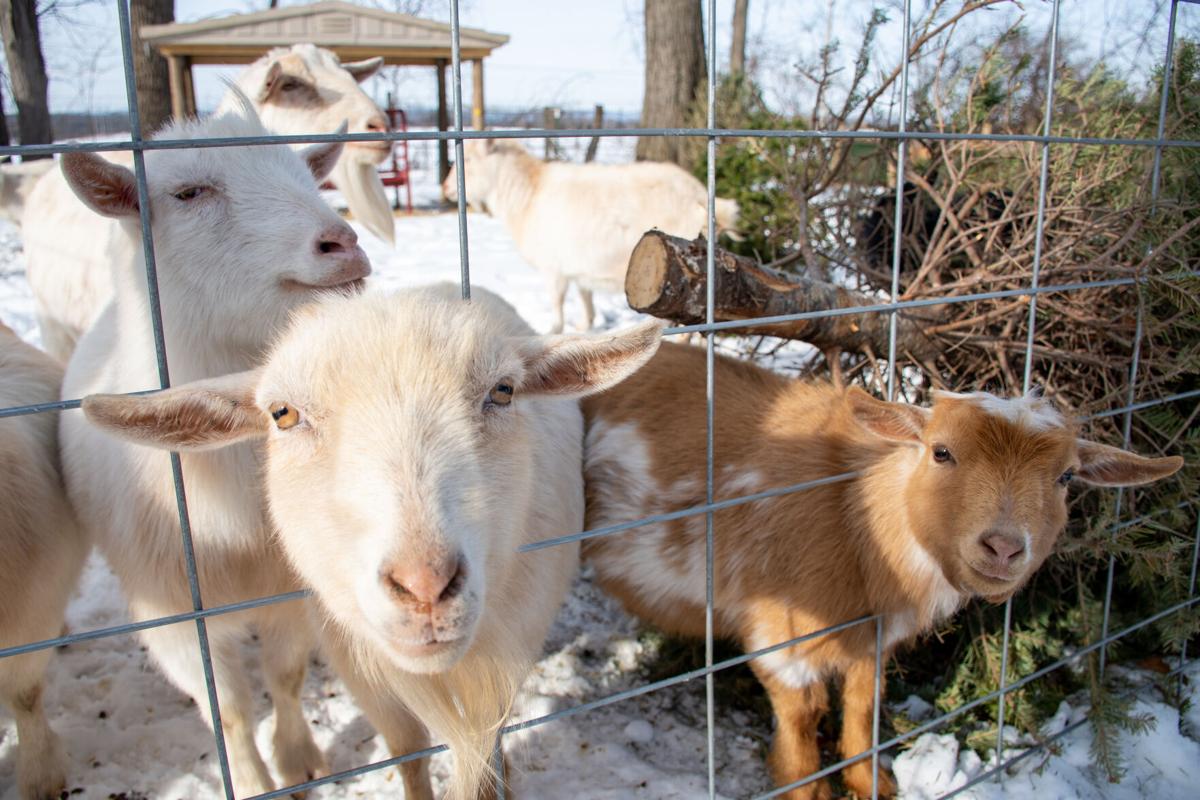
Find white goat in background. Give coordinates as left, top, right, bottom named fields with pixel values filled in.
left=57, top=97, right=368, bottom=796
left=20, top=43, right=391, bottom=362
left=0, top=321, right=88, bottom=800
left=82, top=284, right=663, bottom=800
left=443, top=139, right=740, bottom=333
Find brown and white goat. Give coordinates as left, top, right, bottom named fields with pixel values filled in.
left=581, top=342, right=1183, bottom=799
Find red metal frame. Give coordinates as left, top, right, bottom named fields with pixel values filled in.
left=378, top=106, right=414, bottom=215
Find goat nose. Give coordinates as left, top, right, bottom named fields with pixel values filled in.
left=315, top=224, right=359, bottom=256
left=364, top=114, right=389, bottom=133
left=383, top=554, right=466, bottom=606
left=981, top=533, right=1025, bottom=564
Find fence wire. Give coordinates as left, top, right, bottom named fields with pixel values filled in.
left=0, top=1, right=1196, bottom=799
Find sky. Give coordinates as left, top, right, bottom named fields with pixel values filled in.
left=19, top=0, right=1200, bottom=121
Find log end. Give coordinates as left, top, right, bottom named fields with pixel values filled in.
left=625, top=231, right=671, bottom=311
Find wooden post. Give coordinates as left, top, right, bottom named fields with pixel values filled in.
left=181, top=56, right=196, bottom=117
left=436, top=59, right=449, bottom=184
left=543, top=106, right=560, bottom=160
left=585, top=104, right=604, bottom=162
left=471, top=58, right=484, bottom=130
left=167, top=55, right=187, bottom=120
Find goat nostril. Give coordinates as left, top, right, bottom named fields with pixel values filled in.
left=439, top=561, right=466, bottom=602
left=318, top=240, right=345, bottom=255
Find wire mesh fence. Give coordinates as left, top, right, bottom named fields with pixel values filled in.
left=0, top=1, right=1197, bottom=798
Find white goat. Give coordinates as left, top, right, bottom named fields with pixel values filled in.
left=22, top=44, right=391, bottom=363
left=442, top=140, right=740, bottom=333
left=81, top=284, right=663, bottom=800
left=57, top=98, right=369, bottom=796
left=0, top=321, right=88, bottom=800
left=0, top=159, right=55, bottom=225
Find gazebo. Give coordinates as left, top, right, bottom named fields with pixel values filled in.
left=140, top=0, right=509, bottom=179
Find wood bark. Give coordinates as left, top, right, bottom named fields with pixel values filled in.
left=636, top=0, right=705, bottom=165
left=0, top=71, right=9, bottom=149
left=130, top=0, right=174, bottom=133
left=730, top=0, right=749, bottom=76
left=0, top=0, right=51, bottom=158
left=625, top=231, right=938, bottom=358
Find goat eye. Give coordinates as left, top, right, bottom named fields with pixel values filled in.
left=280, top=79, right=300, bottom=91
left=269, top=402, right=300, bottom=430
left=1057, top=468, right=1075, bottom=486
left=932, top=445, right=953, bottom=464
left=172, top=186, right=206, bottom=201
left=486, top=381, right=514, bottom=409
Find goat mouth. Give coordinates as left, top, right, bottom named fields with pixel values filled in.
left=969, top=563, right=1017, bottom=584
left=281, top=277, right=367, bottom=295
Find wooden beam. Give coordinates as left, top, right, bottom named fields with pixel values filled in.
left=167, top=55, right=187, bottom=120
left=436, top=59, right=449, bottom=184
left=471, top=58, right=484, bottom=130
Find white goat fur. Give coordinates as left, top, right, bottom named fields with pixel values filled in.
left=443, top=140, right=740, bottom=332
left=22, top=44, right=391, bottom=363
left=81, top=285, right=663, bottom=799
left=0, top=322, right=88, bottom=800
left=57, top=100, right=368, bottom=796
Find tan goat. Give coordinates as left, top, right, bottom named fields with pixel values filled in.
left=80, top=285, right=663, bottom=799
left=581, top=342, right=1183, bottom=799
left=0, top=321, right=88, bottom=799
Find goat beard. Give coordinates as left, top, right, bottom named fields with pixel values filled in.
left=331, top=157, right=395, bottom=245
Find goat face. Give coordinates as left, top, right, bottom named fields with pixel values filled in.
left=79, top=287, right=662, bottom=676
left=250, top=45, right=390, bottom=166
left=441, top=139, right=506, bottom=209
left=60, top=107, right=370, bottom=347
left=849, top=389, right=1183, bottom=601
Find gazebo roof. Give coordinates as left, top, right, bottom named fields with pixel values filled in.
left=140, top=1, right=509, bottom=65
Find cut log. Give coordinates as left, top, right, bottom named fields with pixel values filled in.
left=625, top=230, right=939, bottom=358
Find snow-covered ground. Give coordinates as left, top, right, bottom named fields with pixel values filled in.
left=2, top=160, right=1199, bottom=799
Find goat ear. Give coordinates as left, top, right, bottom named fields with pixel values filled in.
left=82, top=370, right=267, bottom=452
left=342, top=56, right=384, bottom=83
left=61, top=152, right=138, bottom=218
left=517, top=320, right=663, bottom=399
left=846, top=386, right=930, bottom=443
left=257, top=60, right=284, bottom=102
left=302, top=122, right=346, bottom=183
left=1075, top=439, right=1183, bottom=487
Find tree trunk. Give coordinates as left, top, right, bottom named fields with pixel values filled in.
left=0, top=70, right=10, bottom=149
left=730, top=0, right=749, bottom=76
left=130, top=0, right=174, bottom=133
left=637, top=0, right=705, bottom=165
left=0, top=0, right=51, bottom=158
left=625, top=231, right=938, bottom=358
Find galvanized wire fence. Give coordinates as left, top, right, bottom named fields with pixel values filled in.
left=0, top=1, right=1198, bottom=798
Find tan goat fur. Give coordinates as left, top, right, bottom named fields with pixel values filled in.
left=0, top=322, right=88, bottom=800
left=582, top=342, right=1183, bottom=799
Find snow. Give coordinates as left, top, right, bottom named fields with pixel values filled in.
left=2, top=158, right=1200, bottom=799
left=892, top=662, right=1200, bottom=800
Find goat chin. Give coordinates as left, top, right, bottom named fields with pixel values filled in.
left=333, top=158, right=395, bottom=245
